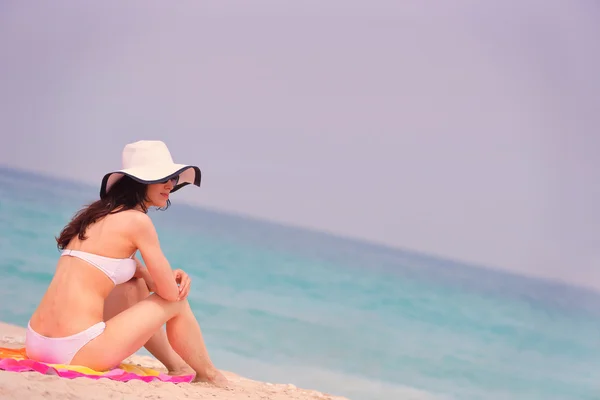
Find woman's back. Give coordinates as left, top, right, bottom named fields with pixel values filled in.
left=29, top=210, right=141, bottom=338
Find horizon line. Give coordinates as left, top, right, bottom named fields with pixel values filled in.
left=1, top=163, right=595, bottom=295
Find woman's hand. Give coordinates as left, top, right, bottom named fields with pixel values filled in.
left=173, top=269, right=191, bottom=301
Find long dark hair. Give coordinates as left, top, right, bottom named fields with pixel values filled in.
left=55, top=175, right=170, bottom=250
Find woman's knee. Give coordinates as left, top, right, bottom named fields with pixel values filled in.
left=104, top=278, right=146, bottom=320
left=105, top=279, right=149, bottom=313
left=122, top=278, right=149, bottom=300
left=146, top=293, right=190, bottom=316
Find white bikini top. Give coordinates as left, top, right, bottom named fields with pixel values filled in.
left=61, top=249, right=137, bottom=285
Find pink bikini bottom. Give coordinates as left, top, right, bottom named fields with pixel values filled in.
left=25, top=321, right=106, bottom=365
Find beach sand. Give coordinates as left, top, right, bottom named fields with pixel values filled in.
left=0, top=322, right=348, bottom=400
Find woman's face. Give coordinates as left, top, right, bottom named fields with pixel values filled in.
left=146, top=176, right=178, bottom=208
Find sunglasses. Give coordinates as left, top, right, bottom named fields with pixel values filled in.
left=160, top=175, right=179, bottom=186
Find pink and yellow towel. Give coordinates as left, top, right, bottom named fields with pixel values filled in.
left=0, top=347, right=193, bottom=383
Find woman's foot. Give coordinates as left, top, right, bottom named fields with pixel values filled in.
left=167, top=365, right=195, bottom=377
left=192, top=367, right=229, bottom=388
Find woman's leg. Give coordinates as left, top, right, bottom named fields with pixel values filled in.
left=103, top=278, right=192, bottom=375
left=72, top=290, right=227, bottom=386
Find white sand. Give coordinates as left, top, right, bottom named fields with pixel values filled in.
left=0, top=322, right=348, bottom=400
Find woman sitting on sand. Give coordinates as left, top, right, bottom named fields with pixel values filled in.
left=25, top=140, right=228, bottom=386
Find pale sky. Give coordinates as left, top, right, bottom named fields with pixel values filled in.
left=1, top=1, right=599, bottom=289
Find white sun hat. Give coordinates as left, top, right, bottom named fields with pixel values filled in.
left=100, top=140, right=201, bottom=198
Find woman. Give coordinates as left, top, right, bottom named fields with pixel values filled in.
left=25, top=140, right=228, bottom=386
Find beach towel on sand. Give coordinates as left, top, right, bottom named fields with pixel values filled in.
left=0, top=347, right=193, bottom=383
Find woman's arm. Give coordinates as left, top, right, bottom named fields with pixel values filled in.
left=129, top=212, right=180, bottom=302
left=133, top=256, right=157, bottom=293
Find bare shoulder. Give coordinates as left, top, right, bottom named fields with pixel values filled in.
left=110, top=209, right=156, bottom=235
left=112, top=210, right=159, bottom=251
left=124, top=210, right=155, bottom=230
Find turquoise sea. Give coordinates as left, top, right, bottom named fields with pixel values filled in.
left=0, top=166, right=599, bottom=400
